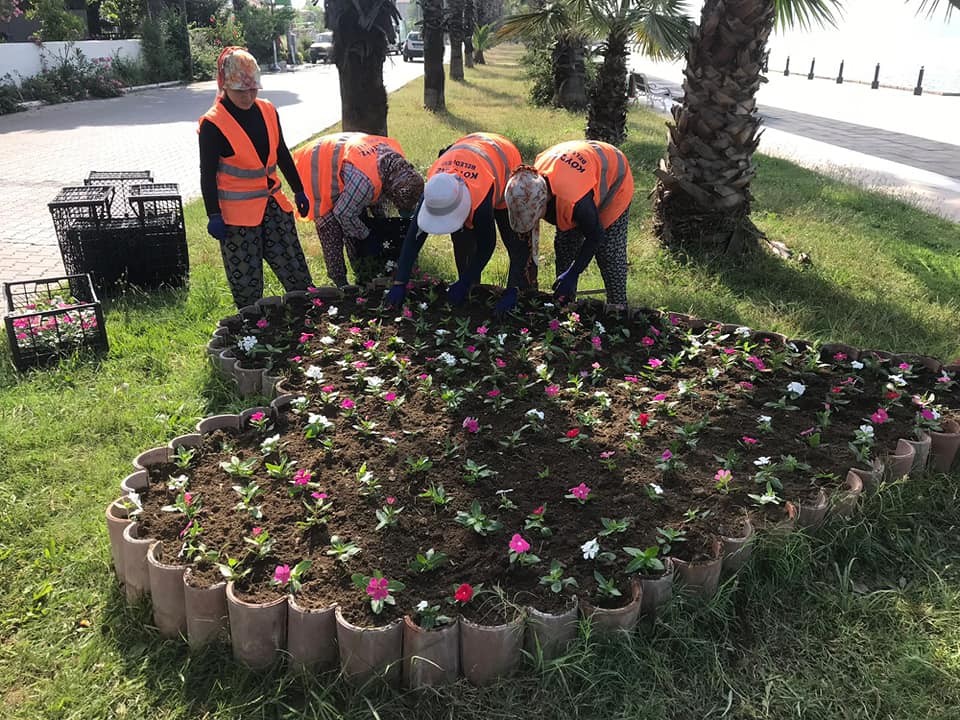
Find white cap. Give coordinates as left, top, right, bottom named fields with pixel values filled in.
left=418, top=173, right=472, bottom=235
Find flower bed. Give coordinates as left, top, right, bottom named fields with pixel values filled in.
left=109, top=284, right=960, bottom=685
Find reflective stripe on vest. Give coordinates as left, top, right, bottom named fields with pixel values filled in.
left=445, top=133, right=519, bottom=207
left=297, top=132, right=393, bottom=220
left=586, top=142, right=627, bottom=213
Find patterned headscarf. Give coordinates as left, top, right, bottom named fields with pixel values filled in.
left=378, top=148, right=424, bottom=213
left=217, top=46, right=261, bottom=93
left=505, top=165, right=549, bottom=234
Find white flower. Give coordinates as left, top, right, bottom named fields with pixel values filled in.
left=384, top=260, right=397, bottom=272
left=851, top=360, right=864, bottom=370
left=419, top=302, right=428, bottom=310
left=305, top=365, right=324, bottom=380
left=735, top=326, right=752, bottom=337
left=237, top=335, right=258, bottom=353
left=753, top=456, right=771, bottom=466
left=319, top=336, right=335, bottom=345
left=581, top=538, right=600, bottom=560
left=758, top=415, right=772, bottom=424
left=858, top=424, right=874, bottom=437
left=126, top=491, right=142, bottom=509
left=438, top=352, right=457, bottom=366
left=382, top=436, right=398, bottom=445
left=787, top=342, right=798, bottom=352
left=649, top=483, right=664, bottom=495
left=168, top=474, right=189, bottom=490
left=307, top=413, right=333, bottom=429
left=416, top=600, right=429, bottom=612
left=526, top=408, right=545, bottom=421
left=786, top=381, right=806, bottom=396
left=707, top=367, right=721, bottom=379
left=260, top=434, right=281, bottom=453
left=888, top=374, right=907, bottom=387
left=435, top=328, right=450, bottom=336
left=543, top=302, right=555, bottom=308
left=594, top=322, right=606, bottom=335
left=496, top=333, right=508, bottom=345
left=327, top=306, right=338, bottom=317
left=365, top=376, right=384, bottom=389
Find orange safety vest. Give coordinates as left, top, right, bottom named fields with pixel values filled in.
left=199, top=98, right=294, bottom=226
left=293, top=132, right=404, bottom=221
left=534, top=140, right=634, bottom=231
left=427, top=153, right=495, bottom=231
left=438, top=133, right=521, bottom=209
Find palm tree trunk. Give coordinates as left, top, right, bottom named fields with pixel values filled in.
left=449, top=0, right=465, bottom=81
left=336, top=44, right=389, bottom=135
left=652, top=0, right=774, bottom=257
left=423, top=0, right=446, bottom=110
left=464, top=0, right=475, bottom=69
left=552, top=35, right=588, bottom=111
left=585, top=30, right=629, bottom=145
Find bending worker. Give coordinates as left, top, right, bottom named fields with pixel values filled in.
left=199, top=46, right=313, bottom=309
left=386, top=132, right=526, bottom=311
left=293, top=132, right=424, bottom=288
left=504, top=140, right=634, bottom=306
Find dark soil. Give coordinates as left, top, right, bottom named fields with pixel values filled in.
left=132, top=284, right=959, bottom=627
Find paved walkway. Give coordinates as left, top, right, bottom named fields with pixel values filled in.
left=0, top=59, right=424, bottom=289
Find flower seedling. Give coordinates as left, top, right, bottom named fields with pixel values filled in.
left=271, top=560, right=311, bottom=594
left=414, top=601, right=453, bottom=630
left=405, top=455, right=433, bottom=476
left=352, top=571, right=405, bottom=615
left=580, top=537, right=615, bottom=563
left=539, top=560, right=578, bottom=594
left=496, top=488, right=518, bottom=510
left=593, top=571, right=622, bottom=600
left=219, top=455, right=258, bottom=478
left=217, top=556, right=250, bottom=581
left=498, top=426, right=530, bottom=450
left=355, top=462, right=382, bottom=497
left=655, top=448, right=685, bottom=474
left=463, top=459, right=498, bottom=485
left=161, top=490, right=201, bottom=520
left=243, top=526, right=275, bottom=559
left=455, top=500, right=503, bottom=536
left=508, top=533, right=540, bottom=566
left=288, top=467, right=314, bottom=496
left=296, top=491, right=332, bottom=532
left=558, top=427, right=587, bottom=449
left=565, top=482, right=593, bottom=504
left=375, top=496, right=404, bottom=530
left=623, top=546, right=665, bottom=574
left=247, top=411, right=272, bottom=433
left=232, top=482, right=264, bottom=520
left=259, top=433, right=285, bottom=456
left=748, top=482, right=782, bottom=507
left=598, top=517, right=631, bottom=537
left=418, top=482, right=451, bottom=508
left=265, top=454, right=297, bottom=480
left=326, top=535, right=361, bottom=563
left=713, top=468, right=733, bottom=494
left=304, top=412, right=334, bottom=440
left=655, top=526, right=687, bottom=555
left=849, top=424, right=875, bottom=464
left=408, top=548, right=449, bottom=573
left=171, top=445, right=197, bottom=469
left=453, top=582, right=474, bottom=604
left=524, top=504, right=552, bottom=537
left=599, top=450, right=617, bottom=472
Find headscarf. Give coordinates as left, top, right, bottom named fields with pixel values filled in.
left=504, top=165, right=549, bottom=234
left=378, top=148, right=425, bottom=214
left=216, top=46, right=262, bottom=94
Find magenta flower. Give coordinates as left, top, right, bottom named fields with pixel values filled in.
left=250, top=411, right=265, bottom=422
left=600, top=450, right=615, bottom=459
left=495, top=358, right=507, bottom=368
left=591, top=336, right=602, bottom=350
left=548, top=319, right=560, bottom=331
left=402, top=307, right=413, bottom=318
left=321, top=384, right=335, bottom=393
left=294, top=469, right=312, bottom=486
left=311, top=491, right=328, bottom=500
left=466, top=345, right=476, bottom=353
left=363, top=340, right=376, bottom=349
left=741, top=435, right=758, bottom=445
left=568, top=483, right=591, bottom=501
left=661, top=449, right=673, bottom=461
left=462, top=416, right=480, bottom=433
left=356, top=297, right=367, bottom=304
left=352, top=360, right=368, bottom=370
left=871, top=408, right=889, bottom=424
left=509, top=534, right=531, bottom=554
left=384, top=391, right=397, bottom=402
left=545, top=384, right=560, bottom=398
left=349, top=326, right=361, bottom=334
left=252, top=526, right=263, bottom=536
left=624, top=375, right=639, bottom=383
left=340, top=398, right=356, bottom=410
left=476, top=326, right=489, bottom=335
left=921, top=407, right=937, bottom=421
left=299, top=332, right=313, bottom=343
left=648, top=358, right=663, bottom=368
left=898, top=362, right=911, bottom=371
left=739, top=381, right=755, bottom=390
left=366, top=577, right=390, bottom=601
left=747, top=355, right=766, bottom=370
left=183, top=491, right=194, bottom=505
left=273, top=564, right=291, bottom=585
left=290, top=355, right=302, bottom=363
left=386, top=496, right=396, bottom=505
left=520, top=328, right=529, bottom=335
left=834, top=352, right=847, bottom=361
left=417, top=373, right=429, bottom=381
left=256, top=318, right=268, bottom=329
left=641, top=336, right=655, bottom=347
left=487, top=389, right=501, bottom=398
left=723, top=347, right=737, bottom=355
left=652, top=393, right=667, bottom=402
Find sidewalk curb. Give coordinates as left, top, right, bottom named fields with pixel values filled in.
left=122, top=80, right=184, bottom=94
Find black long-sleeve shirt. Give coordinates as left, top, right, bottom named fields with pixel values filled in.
left=544, top=185, right=606, bottom=276
left=198, top=95, right=303, bottom=217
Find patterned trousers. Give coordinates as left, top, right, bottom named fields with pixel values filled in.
left=315, top=213, right=363, bottom=288
left=553, top=206, right=630, bottom=305
left=218, top=198, right=314, bottom=309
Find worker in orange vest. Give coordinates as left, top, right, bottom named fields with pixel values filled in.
left=505, top=140, right=634, bottom=306
left=293, top=132, right=423, bottom=288
left=198, top=46, right=313, bottom=309
left=386, top=132, right=526, bottom=311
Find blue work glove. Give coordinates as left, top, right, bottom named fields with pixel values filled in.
left=495, top=287, right=519, bottom=316
left=552, top=268, right=579, bottom=302
left=362, top=231, right=383, bottom=257
left=386, top=283, right=407, bottom=308
left=294, top=191, right=310, bottom=218
left=446, top=279, right=471, bottom=306
left=207, top=213, right=227, bottom=241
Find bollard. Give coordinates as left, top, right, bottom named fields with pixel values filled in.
left=836, top=60, right=844, bottom=84
left=807, top=58, right=816, bottom=80
left=871, top=63, right=880, bottom=89
left=784, top=56, right=790, bottom=76
left=914, top=65, right=924, bottom=96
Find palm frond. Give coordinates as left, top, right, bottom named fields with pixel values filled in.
left=496, top=4, right=575, bottom=40
left=913, top=0, right=959, bottom=19
left=773, top=0, right=843, bottom=30
left=632, top=0, right=691, bottom=60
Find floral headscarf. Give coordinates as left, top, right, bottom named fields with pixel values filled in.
left=378, top=149, right=424, bottom=213
left=505, top=165, right=548, bottom=234
left=217, top=46, right=261, bottom=93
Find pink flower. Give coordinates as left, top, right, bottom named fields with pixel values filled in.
left=569, top=312, right=580, bottom=323
left=591, top=336, right=602, bottom=349
left=566, top=428, right=580, bottom=439
left=250, top=411, right=265, bottom=422
left=462, top=416, right=480, bottom=433
left=366, top=577, right=390, bottom=601
left=487, top=389, right=502, bottom=398
left=898, top=362, right=911, bottom=371
left=600, top=450, right=615, bottom=459
left=273, top=564, right=291, bottom=585
left=531, top=505, right=544, bottom=516
left=739, top=381, right=755, bottom=391
left=641, top=336, right=655, bottom=347
left=520, top=328, right=529, bottom=335
left=363, top=340, right=376, bottom=349
left=509, top=534, right=530, bottom=554
left=545, top=384, right=560, bottom=398
left=648, top=358, right=663, bottom=368
left=747, top=355, right=765, bottom=370
left=636, top=413, right=650, bottom=427
left=624, top=375, right=639, bottom=383
left=800, top=427, right=817, bottom=437
left=311, top=491, right=328, bottom=500
left=402, top=307, right=413, bottom=318
left=723, top=347, right=737, bottom=355
left=454, top=583, right=474, bottom=602
left=256, top=318, right=268, bottom=329
left=349, top=326, right=361, bottom=334
left=252, top=526, right=263, bottom=536
left=833, top=352, right=847, bottom=361
left=548, top=319, right=560, bottom=331
left=466, top=345, right=476, bottom=353
left=418, top=373, right=429, bottom=381
left=384, top=392, right=397, bottom=402
left=921, top=408, right=936, bottom=421
left=183, top=492, right=194, bottom=505
left=340, top=398, right=356, bottom=410
left=871, top=408, right=889, bottom=424
left=937, top=374, right=952, bottom=384
left=294, top=469, right=312, bottom=486
left=714, top=469, right=732, bottom=483
left=568, top=483, right=591, bottom=501
left=652, top=393, right=667, bottom=402
left=321, top=384, right=335, bottom=393
left=386, top=496, right=396, bottom=505
left=741, top=436, right=758, bottom=445
left=299, top=333, right=313, bottom=343
left=476, top=326, right=488, bottom=335
left=495, top=358, right=507, bottom=368
left=352, top=360, right=368, bottom=369
left=661, top=449, right=673, bottom=461
left=356, top=297, right=367, bottom=305
left=290, top=355, right=302, bottom=363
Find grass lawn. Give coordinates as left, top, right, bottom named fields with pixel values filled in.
left=1, top=47, right=959, bottom=719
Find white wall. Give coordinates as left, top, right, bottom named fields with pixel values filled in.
left=0, top=40, right=141, bottom=85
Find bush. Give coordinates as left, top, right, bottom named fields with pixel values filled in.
left=18, top=45, right=125, bottom=104
left=25, top=0, right=84, bottom=41
left=189, top=11, right=245, bottom=82
left=141, top=8, right=190, bottom=83
left=0, top=77, right=24, bottom=115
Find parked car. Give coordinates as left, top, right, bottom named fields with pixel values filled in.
left=387, top=36, right=402, bottom=55
left=403, top=31, right=423, bottom=62
left=309, top=32, right=334, bottom=63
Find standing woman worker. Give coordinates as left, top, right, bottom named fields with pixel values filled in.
left=199, top=46, right=314, bottom=309
left=387, top=132, right=525, bottom=311
left=505, top=140, right=633, bottom=306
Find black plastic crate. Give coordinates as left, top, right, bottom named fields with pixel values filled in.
left=3, top=274, right=108, bottom=371
left=49, top=186, right=115, bottom=274
left=128, top=183, right=184, bottom=228
left=85, top=170, right=153, bottom=217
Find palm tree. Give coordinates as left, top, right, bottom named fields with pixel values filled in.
left=652, top=0, right=959, bottom=258
left=464, top=0, right=476, bottom=68
left=449, top=0, right=466, bottom=80
left=326, top=0, right=401, bottom=135
left=423, top=0, right=446, bottom=110
left=585, top=0, right=689, bottom=145
left=472, top=22, right=496, bottom=63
